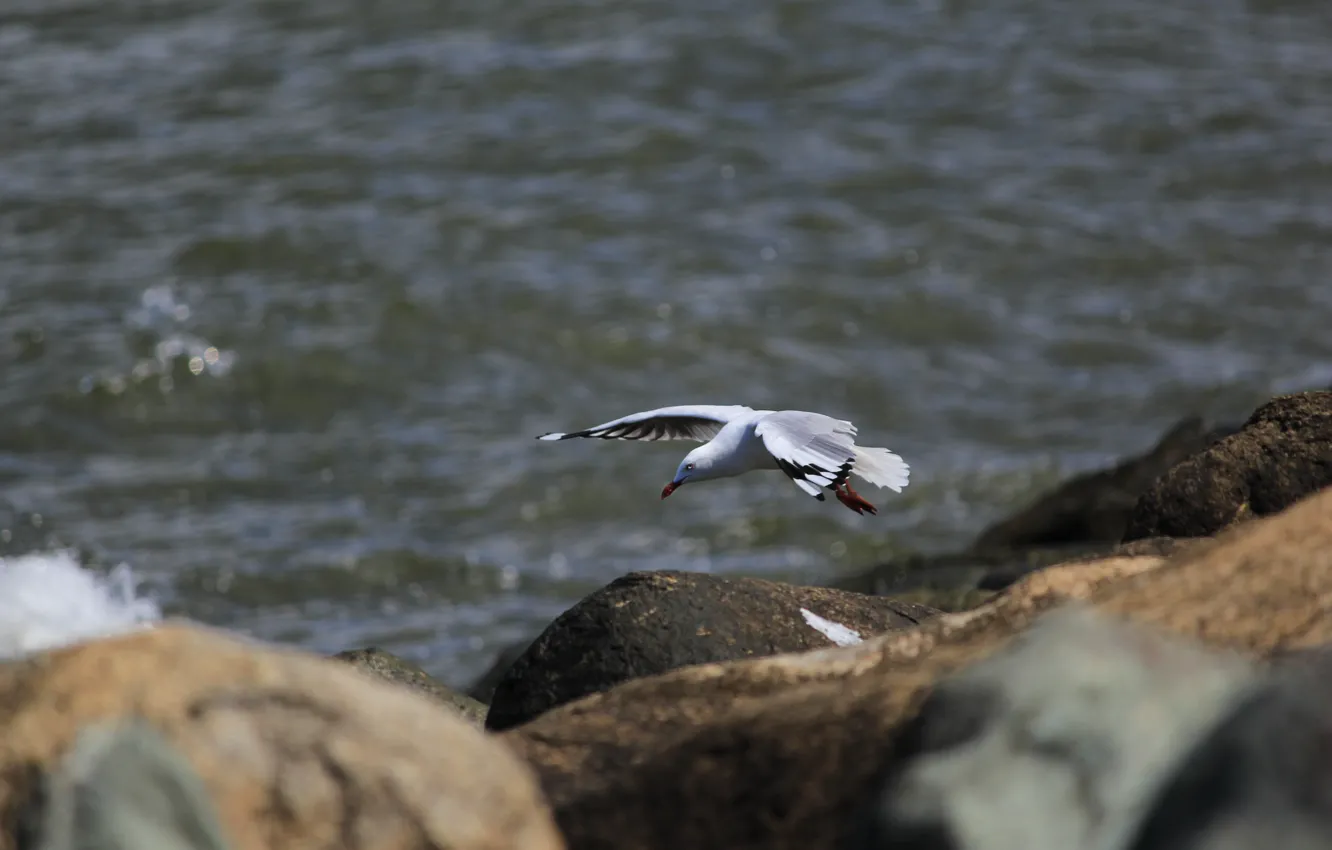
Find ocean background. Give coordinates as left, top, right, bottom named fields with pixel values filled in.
left=3, top=0, right=1331, bottom=686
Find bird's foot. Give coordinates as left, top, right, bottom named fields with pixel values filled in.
left=834, top=482, right=878, bottom=515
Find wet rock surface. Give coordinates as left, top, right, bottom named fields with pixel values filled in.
left=486, top=570, right=937, bottom=731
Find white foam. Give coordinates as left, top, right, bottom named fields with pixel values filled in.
left=800, top=608, right=864, bottom=647
left=0, top=551, right=161, bottom=660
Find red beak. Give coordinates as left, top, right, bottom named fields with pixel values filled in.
left=661, top=481, right=678, bottom=500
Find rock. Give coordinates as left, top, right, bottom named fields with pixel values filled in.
left=853, top=607, right=1257, bottom=850
left=973, top=536, right=1206, bottom=592
left=1124, top=391, right=1332, bottom=541
left=485, top=570, right=938, bottom=731
left=837, top=538, right=1200, bottom=604
left=502, top=487, right=1332, bottom=850
left=36, top=722, right=232, bottom=850
left=1126, top=648, right=1332, bottom=850
left=832, top=547, right=1092, bottom=602
left=838, top=417, right=1227, bottom=601
left=974, top=416, right=1232, bottom=550
left=467, top=638, right=533, bottom=705
left=499, top=556, right=1163, bottom=850
left=333, top=647, right=486, bottom=727
left=0, top=623, right=563, bottom=850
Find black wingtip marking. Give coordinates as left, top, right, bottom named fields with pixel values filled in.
left=777, top=456, right=857, bottom=492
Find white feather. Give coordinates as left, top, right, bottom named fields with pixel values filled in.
left=537, top=404, right=754, bottom=442
left=851, top=446, right=911, bottom=492
left=800, top=608, right=864, bottom=646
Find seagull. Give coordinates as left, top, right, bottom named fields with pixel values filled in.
left=536, top=405, right=909, bottom=515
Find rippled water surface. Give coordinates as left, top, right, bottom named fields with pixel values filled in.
left=3, top=0, right=1332, bottom=685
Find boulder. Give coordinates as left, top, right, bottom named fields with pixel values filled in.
left=1126, top=646, right=1332, bottom=850
left=0, top=623, right=563, bottom=850
left=502, top=486, right=1332, bottom=850
left=500, top=556, right=1164, bottom=850
left=974, top=416, right=1231, bottom=550
left=1124, top=391, right=1332, bottom=541
left=852, top=607, right=1258, bottom=850
left=333, top=647, right=487, bottom=727
left=485, top=570, right=937, bottom=731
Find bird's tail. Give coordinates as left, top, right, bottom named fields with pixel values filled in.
left=851, top=446, right=910, bottom=492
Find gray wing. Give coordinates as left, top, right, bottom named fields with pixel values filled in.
left=537, top=404, right=754, bottom=443
left=754, top=411, right=859, bottom=500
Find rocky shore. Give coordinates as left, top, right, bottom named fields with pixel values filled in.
left=6, top=390, right=1332, bottom=850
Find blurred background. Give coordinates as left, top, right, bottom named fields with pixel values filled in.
left=2, top=0, right=1331, bottom=685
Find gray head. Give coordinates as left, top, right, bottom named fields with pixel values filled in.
left=661, top=444, right=720, bottom=500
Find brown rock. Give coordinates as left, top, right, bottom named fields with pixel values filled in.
left=837, top=520, right=1212, bottom=604
left=503, top=487, right=1332, bottom=850
left=974, top=416, right=1231, bottom=550
left=333, top=647, right=487, bottom=727
left=1124, top=391, right=1332, bottom=541
left=486, top=570, right=937, bottom=731
left=838, top=414, right=1231, bottom=605
left=0, top=624, right=563, bottom=850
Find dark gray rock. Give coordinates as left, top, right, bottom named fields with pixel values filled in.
left=852, top=607, right=1256, bottom=850
left=1125, top=392, right=1332, bottom=542
left=333, top=647, right=487, bottom=727
left=485, top=570, right=938, bottom=732
left=1126, top=645, right=1332, bottom=850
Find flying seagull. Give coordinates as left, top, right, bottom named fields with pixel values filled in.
left=536, top=405, right=909, bottom=515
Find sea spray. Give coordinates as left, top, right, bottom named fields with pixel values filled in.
left=0, top=550, right=161, bottom=660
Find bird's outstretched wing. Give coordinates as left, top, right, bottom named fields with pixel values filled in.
left=754, top=411, right=858, bottom=500
left=537, top=405, right=754, bottom=443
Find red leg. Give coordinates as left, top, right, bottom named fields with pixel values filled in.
left=833, top=482, right=878, bottom=516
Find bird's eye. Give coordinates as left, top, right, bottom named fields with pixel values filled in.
left=685, top=463, right=695, bottom=471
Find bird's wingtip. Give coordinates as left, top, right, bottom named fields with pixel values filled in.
left=536, top=432, right=566, bottom=441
